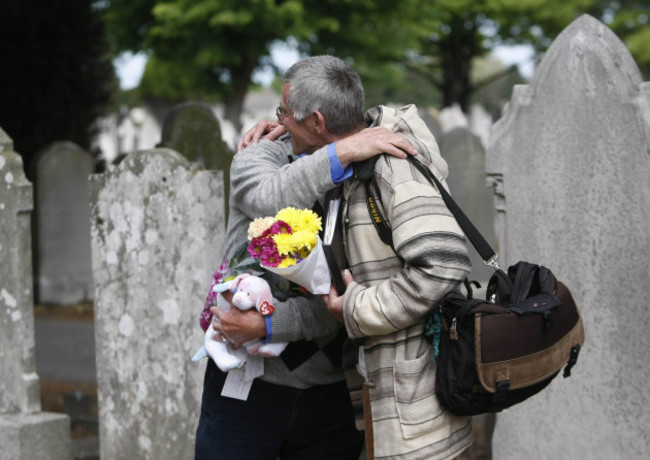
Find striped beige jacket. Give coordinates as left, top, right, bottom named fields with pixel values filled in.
left=341, top=105, right=473, bottom=459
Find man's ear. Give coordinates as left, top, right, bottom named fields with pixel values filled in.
left=312, top=111, right=328, bottom=134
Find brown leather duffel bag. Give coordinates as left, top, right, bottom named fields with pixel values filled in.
left=435, top=262, right=585, bottom=415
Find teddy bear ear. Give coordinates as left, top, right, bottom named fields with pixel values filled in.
left=212, top=282, right=231, bottom=293
left=229, top=273, right=251, bottom=291
left=255, top=280, right=274, bottom=312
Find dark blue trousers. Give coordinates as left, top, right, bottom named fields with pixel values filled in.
left=194, top=360, right=364, bottom=460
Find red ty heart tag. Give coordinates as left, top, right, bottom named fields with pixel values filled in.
left=259, top=301, right=274, bottom=316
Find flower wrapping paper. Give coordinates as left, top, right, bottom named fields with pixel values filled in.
left=263, top=237, right=331, bottom=294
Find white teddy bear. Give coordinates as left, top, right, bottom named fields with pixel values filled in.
left=192, top=273, right=288, bottom=371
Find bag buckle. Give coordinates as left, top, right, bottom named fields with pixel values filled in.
left=563, top=344, right=581, bottom=378
left=492, top=380, right=510, bottom=412
left=484, top=255, right=501, bottom=270
left=494, top=380, right=509, bottom=400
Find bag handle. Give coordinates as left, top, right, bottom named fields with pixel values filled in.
left=406, top=156, right=500, bottom=269
left=362, top=155, right=499, bottom=269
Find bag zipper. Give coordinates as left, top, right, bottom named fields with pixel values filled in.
left=450, top=317, right=458, bottom=340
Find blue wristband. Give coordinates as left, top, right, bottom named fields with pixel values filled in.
left=264, top=315, right=273, bottom=344
left=328, top=142, right=353, bottom=184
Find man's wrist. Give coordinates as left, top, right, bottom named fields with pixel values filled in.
left=263, top=316, right=273, bottom=343
left=333, top=141, right=352, bottom=168
left=328, top=142, right=353, bottom=184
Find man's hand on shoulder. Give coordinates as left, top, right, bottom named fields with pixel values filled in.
left=334, top=127, right=418, bottom=168
left=237, top=120, right=287, bottom=152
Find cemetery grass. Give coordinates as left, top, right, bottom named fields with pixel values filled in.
left=35, top=301, right=98, bottom=440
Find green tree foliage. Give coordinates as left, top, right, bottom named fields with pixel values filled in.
left=402, top=0, right=650, bottom=112
left=101, top=0, right=410, bottom=130
left=471, top=58, right=526, bottom=118
left=595, top=1, right=650, bottom=76
left=102, top=0, right=649, bottom=127
left=0, top=0, right=116, bottom=175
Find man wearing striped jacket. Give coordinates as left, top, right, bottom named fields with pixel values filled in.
left=233, top=55, right=473, bottom=459
left=326, top=104, right=474, bottom=459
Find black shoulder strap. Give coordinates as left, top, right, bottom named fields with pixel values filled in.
left=364, top=155, right=498, bottom=266
left=364, top=178, right=394, bottom=248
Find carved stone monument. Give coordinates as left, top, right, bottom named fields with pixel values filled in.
left=159, top=102, right=233, bottom=217
left=487, top=15, right=650, bottom=459
left=439, top=127, right=496, bottom=283
left=0, top=127, right=71, bottom=459
left=34, top=141, right=94, bottom=304
left=89, top=148, right=225, bottom=459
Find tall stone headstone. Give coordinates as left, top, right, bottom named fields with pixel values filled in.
left=440, top=127, right=496, bottom=283
left=468, top=104, right=493, bottom=149
left=89, top=148, right=225, bottom=459
left=487, top=15, right=650, bottom=459
left=418, top=107, right=443, bottom=142
left=159, top=102, right=233, bottom=217
left=34, top=141, right=94, bottom=305
left=439, top=104, right=468, bottom=133
left=0, top=128, right=71, bottom=459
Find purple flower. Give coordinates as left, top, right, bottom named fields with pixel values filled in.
left=260, top=242, right=283, bottom=267
left=199, top=302, right=213, bottom=332
left=199, top=260, right=230, bottom=331
left=270, top=220, right=292, bottom=235
left=247, top=237, right=266, bottom=258
left=214, top=261, right=229, bottom=284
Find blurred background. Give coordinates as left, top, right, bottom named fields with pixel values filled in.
left=1, top=2, right=649, bottom=459
left=2, top=0, right=649, bottom=173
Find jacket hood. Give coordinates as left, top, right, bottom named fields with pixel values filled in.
left=364, top=104, right=449, bottom=181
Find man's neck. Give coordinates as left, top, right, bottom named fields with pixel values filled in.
left=303, top=126, right=364, bottom=155
left=325, top=126, right=364, bottom=145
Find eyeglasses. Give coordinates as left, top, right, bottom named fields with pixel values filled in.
left=275, top=105, right=293, bottom=121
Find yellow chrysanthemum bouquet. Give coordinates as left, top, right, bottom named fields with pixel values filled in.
left=247, top=207, right=331, bottom=294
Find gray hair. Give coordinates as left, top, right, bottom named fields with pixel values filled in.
left=283, top=55, right=365, bottom=135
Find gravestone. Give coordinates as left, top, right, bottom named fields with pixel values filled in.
left=468, top=104, right=492, bottom=149
left=486, top=15, right=650, bottom=459
left=439, top=127, right=496, bottom=283
left=439, top=104, right=468, bottom=133
left=418, top=107, right=443, bottom=142
left=89, top=148, right=225, bottom=459
left=34, top=141, right=94, bottom=305
left=0, top=128, right=71, bottom=459
left=159, top=102, right=233, bottom=217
